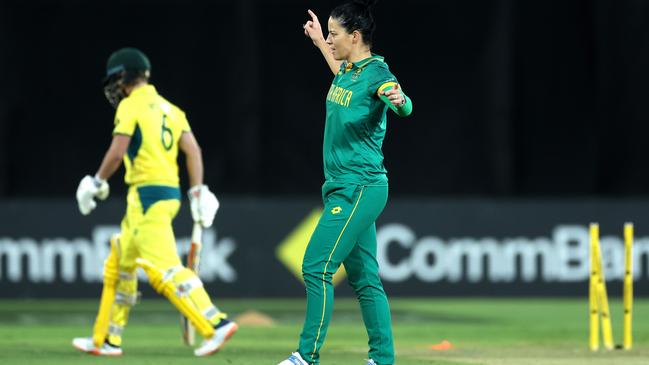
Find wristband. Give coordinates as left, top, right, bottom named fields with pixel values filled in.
left=93, top=175, right=106, bottom=188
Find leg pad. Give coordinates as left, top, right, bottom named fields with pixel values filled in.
left=137, top=258, right=215, bottom=338
left=93, top=235, right=121, bottom=347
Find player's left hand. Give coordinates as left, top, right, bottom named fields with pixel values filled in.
left=383, top=84, right=406, bottom=108
left=188, top=184, right=220, bottom=228
left=76, top=175, right=109, bottom=215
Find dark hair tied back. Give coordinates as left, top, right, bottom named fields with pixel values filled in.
left=331, top=0, right=378, bottom=47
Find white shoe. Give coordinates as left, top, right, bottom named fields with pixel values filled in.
left=277, top=352, right=309, bottom=365
left=194, top=319, right=239, bottom=357
left=366, top=360, right=377, bottom=365
left=72, top=337, right=123, bottom=356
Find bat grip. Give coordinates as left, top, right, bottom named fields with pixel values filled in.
left=191, top=222, right=203, bottom=243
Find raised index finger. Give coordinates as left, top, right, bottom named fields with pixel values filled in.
left=307, top=9, right=318, bottom=22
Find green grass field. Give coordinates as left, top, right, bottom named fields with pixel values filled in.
left=0, top=298, right=647, bottom=365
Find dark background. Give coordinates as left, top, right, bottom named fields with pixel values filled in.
left=1, top=0, right=649, bottom=198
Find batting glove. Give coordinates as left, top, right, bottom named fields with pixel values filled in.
left=188, top=184, right=219, bottom=228
left=76, top=175, right=109, bottom=215
left=95, top=176, right=110, bottom=201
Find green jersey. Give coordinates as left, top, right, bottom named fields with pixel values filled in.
left=323, top=54, right=398, bottom=185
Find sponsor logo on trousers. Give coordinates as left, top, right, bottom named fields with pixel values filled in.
left=377, top=224, right=649, bottom=283
left=0, top=226, right=237, bottom=283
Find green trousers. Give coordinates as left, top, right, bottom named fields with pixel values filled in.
left=298, top=182, right=394, bottom=365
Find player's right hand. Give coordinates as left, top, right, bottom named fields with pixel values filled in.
left=76, top=175, right=109, bottom=215
left=303, top=9, right=324, bottom=45
left=188, top=184, right=220, bottom=228
left=382, top=84, right=406, bottom=108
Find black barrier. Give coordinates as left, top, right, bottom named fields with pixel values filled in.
left=2, top=1, right=649, bottom=197
left=0, top=198, right=648, bottom=298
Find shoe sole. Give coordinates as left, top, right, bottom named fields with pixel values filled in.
left=72, top=342, right=122, bottom=356
left=198, top=323, right=239, bottom=357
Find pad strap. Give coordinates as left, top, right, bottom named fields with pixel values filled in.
left=162, top=266, right=184, bottom=283
left=119, top=271, right=136, bottom=281
left=108, top=323, right=123, bottom=336
left=176, top=277, right=203, bottom=298
left=115, top=291, right=139, bottom=306
left=203, top=305, right=220, bottom=320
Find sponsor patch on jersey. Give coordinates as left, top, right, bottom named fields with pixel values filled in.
left=351, top=68, right=363, bottom=81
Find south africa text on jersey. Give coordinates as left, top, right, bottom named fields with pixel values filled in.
left=326, top=85, right=353, bottom=107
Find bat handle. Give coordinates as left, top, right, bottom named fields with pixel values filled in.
left=191, top=222, right=203, bottom=243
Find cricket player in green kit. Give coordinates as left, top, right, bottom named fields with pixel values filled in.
left=278, top=1, right=413, bottom=365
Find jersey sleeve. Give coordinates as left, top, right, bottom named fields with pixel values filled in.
left=180, top=111, right=191, bottom=133
left=112, top=100, right=137, bottom=136
left=174, top=106, right=191, bottom=133
left=367, top=63, right=398, bottom=96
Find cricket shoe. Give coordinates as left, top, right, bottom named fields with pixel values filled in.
left=277, top=352, right=309, bottom=365
left=72, top=337, right=123, bottom=356
left=366, top=360, right=377, bottom=365
left=194, top=319, right=239, bottom=357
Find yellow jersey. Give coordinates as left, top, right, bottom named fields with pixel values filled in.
left=112, top=85, right=190, bottom=187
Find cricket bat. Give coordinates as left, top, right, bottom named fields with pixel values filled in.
left=181, top=222, right=202, bottom=346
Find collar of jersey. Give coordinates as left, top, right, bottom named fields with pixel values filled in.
left=344, top=54, right=384, bottom=72
left=129, top=84, right=157, bottom=98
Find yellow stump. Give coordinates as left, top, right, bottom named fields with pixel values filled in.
left=594, top=226, right=615, bottom=350
left=623, top=223, right=634, bottom=350
left=589, top=223, right=615, bottom=350
left=589, top=223, right=600, bottom=351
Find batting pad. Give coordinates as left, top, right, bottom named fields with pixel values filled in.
left=136, top=258, right=215, bottom=338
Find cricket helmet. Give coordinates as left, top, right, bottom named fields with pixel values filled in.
left=102, top=47, right=151, bottom=108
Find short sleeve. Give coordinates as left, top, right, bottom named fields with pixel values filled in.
left=367, top=63, right=398, bottom=96
left=112, top=101, right=137, bottom=136
left=175, top=107, right=191, bottom=133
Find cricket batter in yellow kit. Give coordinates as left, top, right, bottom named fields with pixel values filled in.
left=72, top=47, right=237, bottom=357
